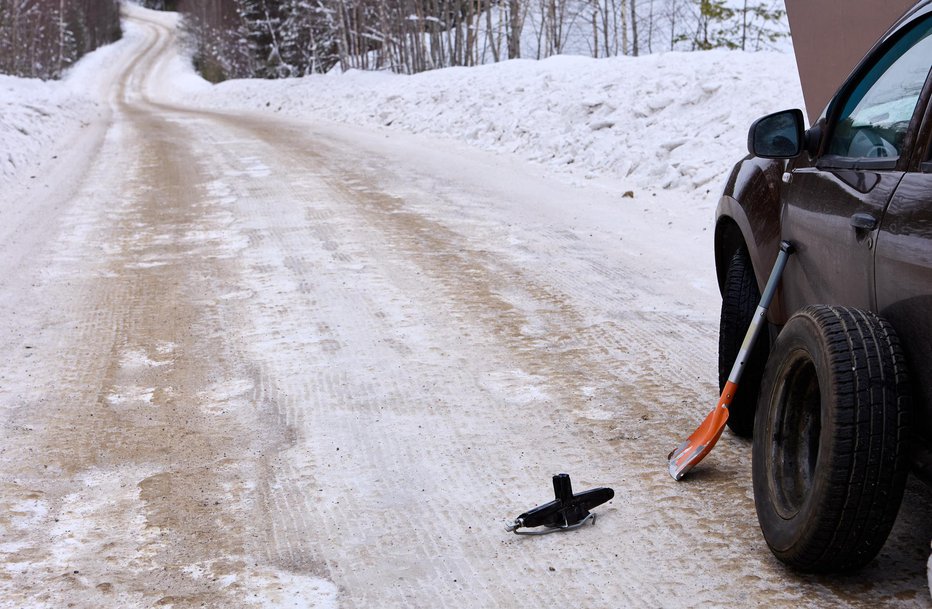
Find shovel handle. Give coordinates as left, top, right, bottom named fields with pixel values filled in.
left=761, top=241, right=795, bottom=308
left=726, top=241, right=793, bottom=386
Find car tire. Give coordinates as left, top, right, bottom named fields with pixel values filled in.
left=752, top=305, right=911, bottom=572
left=719, top=246, right=768, bottom=437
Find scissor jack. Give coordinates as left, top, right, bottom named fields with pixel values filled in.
left=506, top=474, right=614, bottom=535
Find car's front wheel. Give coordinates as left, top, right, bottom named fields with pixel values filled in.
left=752, top=305, right=911, bottom=572
left=719, top=246, right=768, bottom=437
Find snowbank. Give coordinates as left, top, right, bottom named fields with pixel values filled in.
left=0, top=76, right=95, bottom=187
left=0, top=25, right=135, bottom=191
left=1, top=5, right=803, bottom=200
left=174, top=50, right=804, bottom=193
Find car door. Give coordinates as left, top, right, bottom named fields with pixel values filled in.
left=778, top=13, right=932, bottom=315
left=874, top=98, right=932, bottom=447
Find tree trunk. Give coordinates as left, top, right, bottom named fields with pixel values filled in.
left=630, top=0, right=637, bottom=56
left=507, top=0, right=522, bottom=59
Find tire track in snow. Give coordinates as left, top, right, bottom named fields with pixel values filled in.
left=174, top=115, right=728, bottom=609
left=173, top=119, right=621, bottom=607
left=1, top=15, right=339, bottom=608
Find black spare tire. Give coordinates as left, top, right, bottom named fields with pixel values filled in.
left=719, top=246, right=769, bottom=437
left=752, top=305, right=911, bottom=572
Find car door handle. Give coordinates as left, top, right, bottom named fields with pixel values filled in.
left=850, top=213, right=878, bottom=231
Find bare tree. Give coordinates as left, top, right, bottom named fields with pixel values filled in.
left=167, top=0, right=786, bottom=80
left=0, top=0, right=120, bottom=79
left=629, top=0, right=637, bottom=55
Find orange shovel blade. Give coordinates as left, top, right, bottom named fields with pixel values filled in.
left=668, top=381, right=737, bottom=480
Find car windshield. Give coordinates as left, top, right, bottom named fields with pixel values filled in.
left=828, top=15, right=932, bottom=159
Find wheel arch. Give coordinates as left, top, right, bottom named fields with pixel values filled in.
left=715, top=156, right=788, bottom=321
left=714, top=214, right=747, bottom=294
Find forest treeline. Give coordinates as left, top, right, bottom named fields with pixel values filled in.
left=0, top=0, right=121, bottom=79
left=0, top=0, right=785, bottom=81
left=162, top=0, right=786, bottom=82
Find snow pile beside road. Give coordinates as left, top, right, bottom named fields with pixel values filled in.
left=177, top=50, right=803, bottom=192
left=0, top=29, right=132, bottom=191
left=0, top=76, right=98, bottom=188
left=0, top=6, right=803, bottom=198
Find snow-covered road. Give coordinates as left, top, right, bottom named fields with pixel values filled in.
left=1, top=6, right=931, bottom=609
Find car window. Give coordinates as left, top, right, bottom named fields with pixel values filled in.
left=827, top=15, right=932, bottom=160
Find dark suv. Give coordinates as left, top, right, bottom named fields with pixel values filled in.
left=714, top=1, right=932, bottom=572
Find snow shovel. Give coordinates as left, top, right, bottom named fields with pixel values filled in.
left=668, top=240, right=794, bottom=481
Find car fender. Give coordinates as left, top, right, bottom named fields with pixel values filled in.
left=714, top=155, right=790, bottom=324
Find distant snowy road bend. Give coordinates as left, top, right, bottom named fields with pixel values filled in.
left=1, top=5, right=931, bottom=609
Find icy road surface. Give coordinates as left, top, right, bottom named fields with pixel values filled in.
left=1, top=7, right=931, bottom=609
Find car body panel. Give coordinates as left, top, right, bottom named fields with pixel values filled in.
left=779, top=165, right=905, bottom=315
left=715, top=158, right=784, bottom=314
left=876, top=172, right=932, bottom=445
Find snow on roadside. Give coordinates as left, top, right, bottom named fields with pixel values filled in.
left=0, top=3, right=803, bottom=203
left=172, top=50, right=804, bottom=195
left=0, top=75, right=94, bottom=188
left=0, top=15, right=145, bottom=193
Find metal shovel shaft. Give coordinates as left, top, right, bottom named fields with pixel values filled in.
left=668, top=241, right=794, bottom=480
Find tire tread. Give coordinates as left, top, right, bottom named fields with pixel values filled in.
left=753, top=305, right=911, bottom=572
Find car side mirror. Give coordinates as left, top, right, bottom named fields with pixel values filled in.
left=748, top=109, right=805, bottom=159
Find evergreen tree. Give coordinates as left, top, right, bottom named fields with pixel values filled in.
left=693, top=0, right=736, bottom=50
